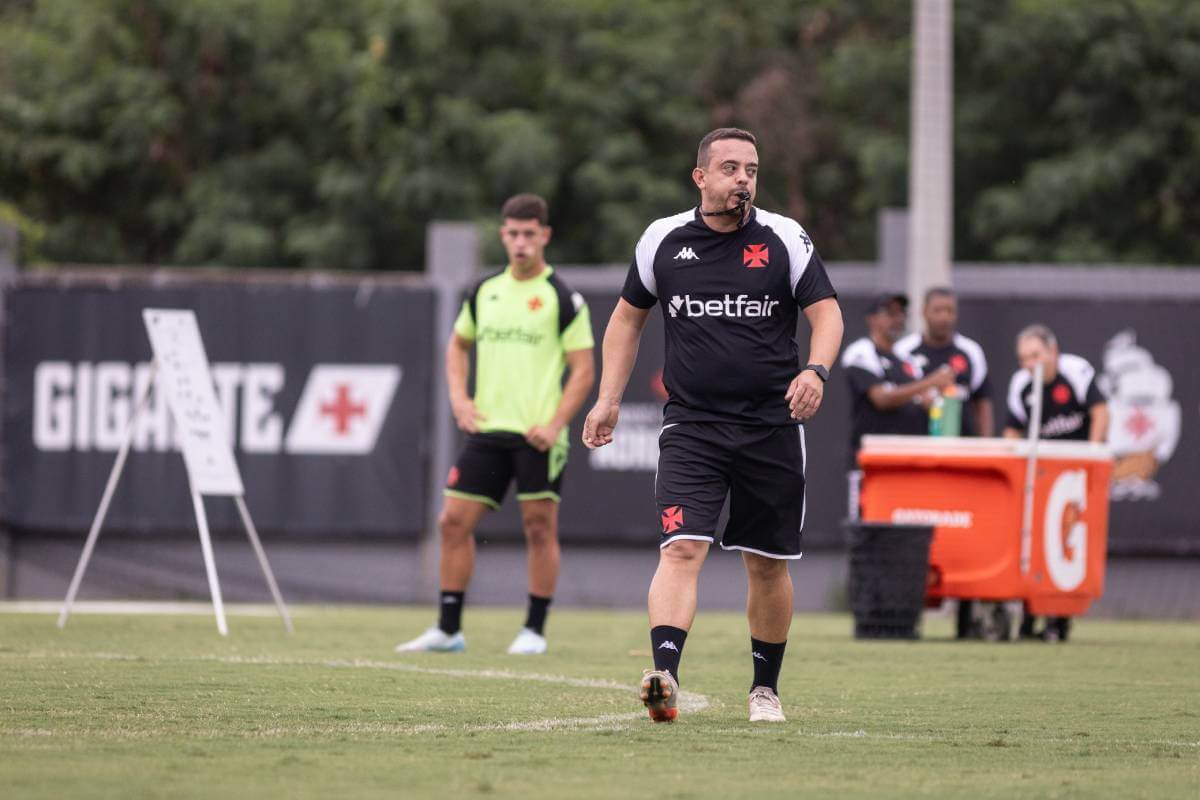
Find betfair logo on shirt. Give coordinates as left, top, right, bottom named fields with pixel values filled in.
left=668, top=294, right=780, bottom=319
left=477, top=326, right=545, bottom=345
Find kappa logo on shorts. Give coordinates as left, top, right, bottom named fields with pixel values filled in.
left=661, top=505, right=684, bottom=533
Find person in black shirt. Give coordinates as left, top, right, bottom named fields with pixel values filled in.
left=582, top=127, right=843, bottom=724
left=1004, top=324, right=1108, bottom=444
left=895, top=286, right=994, bottom=437
left=1004, top=323, right=1108, bottom=642
left=841, top=293, right=956, bottom=515
left=894, top=286, right=995, bottom=639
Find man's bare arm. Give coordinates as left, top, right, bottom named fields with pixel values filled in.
left=581, top=300, right=652, bottom=448
left=867, top=366, right=956, bottom=411
left=446, top=333, right=484, bottom=433
left=1088, top=402, right=1109, bottom=443
left=786, top=298, right=843, bottom=420
left=526, top=348, right=596, bottom=451
left=973, top=397, right=995, bottom=438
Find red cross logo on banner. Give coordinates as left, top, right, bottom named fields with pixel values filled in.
left=320, top=384, right=367, bottom=435
left=528, top=296, right=543, bottom=311
left=661, top=505, right=684, bottom=534
left=743, top=244, right=769, bottom=268
left=1124, top=407, right=1154, bottom=440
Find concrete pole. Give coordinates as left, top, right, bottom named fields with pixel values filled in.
left=419, top=222, right=480, bottom=599
left=906, top=0, right=954, bottom=329
left=0, top=220, right=17, bottom=275
left=878, top=208, right=909, bottom=294
left=0, top=219, right=18, bottom=331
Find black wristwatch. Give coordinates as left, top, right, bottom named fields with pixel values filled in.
left=802, top=363, right=829, bottom=383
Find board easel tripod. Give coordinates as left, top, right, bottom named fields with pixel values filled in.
left=58, top=309, right=293, bottom=636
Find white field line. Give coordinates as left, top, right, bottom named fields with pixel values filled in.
left=7, top=651, right=1196, bottom=748
left=0, top=650, right=708, bottom=734
left=0, top=601, right=289, bottom=617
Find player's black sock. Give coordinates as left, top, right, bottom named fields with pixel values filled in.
left=650, top=625, right=688, bottom=684
left=438, top=591, right=465, bottom=635
left=524, top=594, right=552, bottom=635
left=750, top=638, right=787, bottom=694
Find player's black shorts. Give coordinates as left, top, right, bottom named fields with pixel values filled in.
left=656, top=422, right=806, bottom=559
left=444, top=431, right=567, bottom=509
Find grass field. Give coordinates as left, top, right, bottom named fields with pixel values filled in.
left=1, top=606, right=1197, bottom=799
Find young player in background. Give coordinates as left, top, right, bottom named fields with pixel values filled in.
left=396, top=194, right=594, bottom=655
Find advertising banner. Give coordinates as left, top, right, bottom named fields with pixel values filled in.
left=3, top=278, right=434, bottom=537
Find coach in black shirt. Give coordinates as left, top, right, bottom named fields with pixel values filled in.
left=582, top=127, right=843, bottom=725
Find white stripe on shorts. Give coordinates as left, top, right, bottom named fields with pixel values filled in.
left=660, top=534, right=715, bottom=549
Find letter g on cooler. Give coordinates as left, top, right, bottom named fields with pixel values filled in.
left=1044, top=470, right=1088, bottom=592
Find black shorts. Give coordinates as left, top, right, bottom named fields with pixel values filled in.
left=656, top=422, right=806, bottom=559
left=444, top=431, right=567, bottom=509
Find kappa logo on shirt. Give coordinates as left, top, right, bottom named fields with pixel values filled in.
left=743, top=243, right=769, bottom=268
left=673, top=247, right=699, bottom=261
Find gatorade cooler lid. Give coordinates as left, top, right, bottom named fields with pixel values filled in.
left=860, top=435, right=1112, bottom=463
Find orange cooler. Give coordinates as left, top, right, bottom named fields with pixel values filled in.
left=857, top=436, right=1114, bottom=617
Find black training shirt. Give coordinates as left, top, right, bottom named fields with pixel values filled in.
left=840, top=336, right=928, bottom=466
left=895, top=332, right=993, bottom=436
left=1006, top=353, right=1105, bottom=441
left=621, top=207, right=837, bottom=426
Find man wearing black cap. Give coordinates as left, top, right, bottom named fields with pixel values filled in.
left=840, top=293, right=955, bottom=516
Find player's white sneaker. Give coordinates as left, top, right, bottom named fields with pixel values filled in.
left=748, top=686, right=786, bottom=723
left=394, top=626, right=465, bottom=653
left=506, top=628, right=547, bottom=655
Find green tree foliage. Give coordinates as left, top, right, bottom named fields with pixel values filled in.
left=956, top=0, right=1200, bottom=263
left=0, top=0, right=908, bottom=268
left=0, top=0, right=1196, bottom=269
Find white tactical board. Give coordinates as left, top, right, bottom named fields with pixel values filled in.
left=59, top=308, right=291, bottom=636
left=142, top=309, right=244, bottom=496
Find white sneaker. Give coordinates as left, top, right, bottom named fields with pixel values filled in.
left=394, top=626, right=465, bottom=653
left=748, top=686, right=786, bottom=723
left=506, top=628, right=547, bottom=655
